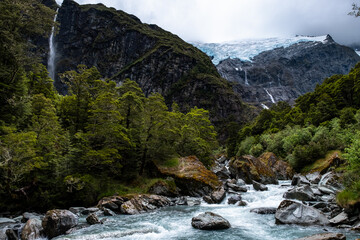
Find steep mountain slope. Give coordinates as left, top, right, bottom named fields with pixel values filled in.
left=216, top=35, right=360, bottom=106
left=52, top=0, right=254, bottom=128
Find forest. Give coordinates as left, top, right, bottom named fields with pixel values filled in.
left=1, top=0, right=360, bottom=213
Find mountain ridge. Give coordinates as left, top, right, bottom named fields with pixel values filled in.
left=51, top=0, right=254, bottom=132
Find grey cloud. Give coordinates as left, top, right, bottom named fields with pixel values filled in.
left=56, top=0, right=360, bottom=46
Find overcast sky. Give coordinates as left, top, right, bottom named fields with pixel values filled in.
left=56, top=0, right=360, bottom=46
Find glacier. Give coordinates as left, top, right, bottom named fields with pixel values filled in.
left=191, top=35, right=328, bottom=65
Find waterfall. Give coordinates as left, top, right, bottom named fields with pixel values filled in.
left=244, top=70, right=249, bottom=85
left=265, top=89, right=276, bottom=103
left=48, top=9, right=58, bottom=80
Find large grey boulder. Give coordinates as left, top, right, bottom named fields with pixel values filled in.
left=120, top=194, right=171, bottom=215
left=253, top=181, right=268, bottom=191
left=275, top=200, right=329, bottom=226
left=250, top=207, right=277, bottom=214
left=291, top=174, right=311, bottom=186
left=329, top=212, right=349, bottom=226
left=42, top=209, right=78, bottom=239
left=191, top=212, right=231, bottom=230
left=21, top=218, right=43, bottom=240
left=86, top=213, right=100, bottom=225
left=228, top=195, right=242, bottom=205
left=203, top=187, right=226, bottom=204
left=295, top=232, right=346, bottom=240
left=305, top=172, right=321, bottom=184
left=318, top=172, right=343, bottom=195
left=227, top=183, right=247, bottom=192
left=283, top=185, right=316, bottom=201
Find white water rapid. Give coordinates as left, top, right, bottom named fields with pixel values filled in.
left=48, top=10, right=58, bottom=80
left=51, top=181, right=358, bottom=240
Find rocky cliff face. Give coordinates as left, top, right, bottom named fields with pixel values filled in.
left=51, top=0, right=253, bottom=128
left=217, top=35, right=360, bottom=107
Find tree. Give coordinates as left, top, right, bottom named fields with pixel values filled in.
left=0, top=0, right=55, bottom=125
left=0, top=131, right=40, bottom=194
left=59, top=65, right=102, bottom=133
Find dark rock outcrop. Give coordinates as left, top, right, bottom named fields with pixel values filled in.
left=217, top=35, right=360, bottom=106
left=52, top=0, right=253, bottom=129
left=148, top=179, right=179, bottom=197
left=42, top=209, right=78, bottom=239
left=275, top=200, right=329, bottom=226
left=191, top=212, right=231, bottom=230
left=295, top=232, right=346, bottom=240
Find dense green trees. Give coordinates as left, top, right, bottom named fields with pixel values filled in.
left=0, top=61, right=218, bottom=210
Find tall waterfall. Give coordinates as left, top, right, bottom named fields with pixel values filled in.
left=265, top=89, right=276, bottom=103
left=48, top=9, right=58, bottom=80
left=244, top=70, right=249, bottom=85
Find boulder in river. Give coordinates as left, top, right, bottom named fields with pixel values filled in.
left=228, top=195, right=242, bottom=205
left=283, top=185, right=316, bottom=201
left=191, top=212, right=231, bottom=230
left=155, top=156, right=222, bottom=196
left=275, top=200, right=329, bottom=226
left=250, top=207, right=277, bottom=214
left=42, top=209, right=78, bottom=239
left=291, top=174, right=311, bottom=186
left=295, top=232, right=346, bottom=240
left=86, top=213, right=100, bottom=225
left=329, top=212, right=349, bottom=226
left=120, top=194, right=171, bottom=215
left=97, top=196, right=129, bottom=212
left=229, top=155, right=278, bottom=184
left=253, top=181, right=268, bottom=191
left=21, top=218, right=43, bottom=240
left=227, top=182, right=247, bottom=192
left=318, top=172, right=343, bottom=195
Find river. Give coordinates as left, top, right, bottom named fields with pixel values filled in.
left=53, top=181, right=359, bottom=240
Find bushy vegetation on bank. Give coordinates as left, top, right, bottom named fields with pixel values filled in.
left=228, top=63, right=360, bottom=206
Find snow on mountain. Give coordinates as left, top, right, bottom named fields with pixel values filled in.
left=191, top=35, right=327, bottom=65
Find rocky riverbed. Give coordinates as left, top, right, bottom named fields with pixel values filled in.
left=1, top=154, right=359, bottom=239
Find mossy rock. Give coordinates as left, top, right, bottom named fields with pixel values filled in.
left=259, top=152, right=294, bottom=180
left=229, top=155, right=278, bottom=184
left=155, top=156, right=221, bottom=197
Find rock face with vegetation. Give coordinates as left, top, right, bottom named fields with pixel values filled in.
left=217, top=35, right=360, bottom=106
left=53, top=0, right=253, bottom=128
left=156, top=156, right=222, bottom=196
left=228, top=155, right=279, bottom=184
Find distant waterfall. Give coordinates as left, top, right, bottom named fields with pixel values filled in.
left=265, top=89, right=276, bottom=103
left=244, top=70, right=249, bottom=85
left=48, top=9, right=58, bottom=80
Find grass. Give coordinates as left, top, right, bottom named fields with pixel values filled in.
left=301, top=150, right=342, bottom=174
left=97, top=177, right=173, bottom=200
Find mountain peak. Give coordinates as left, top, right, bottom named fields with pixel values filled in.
left=324, top=34, right=335, bottom=44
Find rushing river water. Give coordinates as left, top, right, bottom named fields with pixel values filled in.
left=53, top=181, right=359, bottom=240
